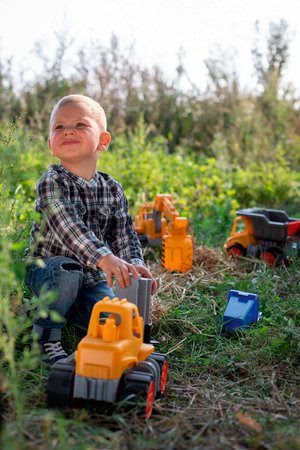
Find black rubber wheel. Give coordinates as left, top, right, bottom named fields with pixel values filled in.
left=138, top=234, right=149, bottom=244
left=46, top=360, right=75, bottom=407
left=117, top=369, right=155, bottom=418
left=260, top=247, right=284, bottom=268
left=147, top=353, right=168, bottom=396
left=227, top=244, right=246, bottom=258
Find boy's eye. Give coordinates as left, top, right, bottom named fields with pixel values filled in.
left=54, top=124, right=64, bottom=131
left=76, top=122, right=86, bottom=128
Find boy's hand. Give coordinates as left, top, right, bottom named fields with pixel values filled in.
left=133, top=264, right=158, bottom=295
left=97, top=254, right=139, bottom=289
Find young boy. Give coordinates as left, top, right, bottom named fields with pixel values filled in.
left=26, top=94, right=157, bottom=365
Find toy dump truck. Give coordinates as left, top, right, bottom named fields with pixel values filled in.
left=46, top=296, right=168, bottom=419
left=134, top=194, right=193, bottom=272
left=225, top=208, right=300, bottom=266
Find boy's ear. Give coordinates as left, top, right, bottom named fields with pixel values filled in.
left=98, top=131, right=111, bottom=150
left=47, top=138, right=53, bottom=154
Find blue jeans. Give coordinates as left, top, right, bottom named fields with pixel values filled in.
left=26, top=256, right=114, bottom=341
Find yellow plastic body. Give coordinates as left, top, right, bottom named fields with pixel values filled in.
left=224, top=216, right=258, bottom=251
left=134, top=203, right=168, bottom=241
left=134, top=203, right=153, bottom=235
left=162, top=217, right=193, bottom=272
left=134, top=194, right=193, bottom=271
left=153, top=194, right=179, bottom=222
left=75, top=297, right=154, bottom=380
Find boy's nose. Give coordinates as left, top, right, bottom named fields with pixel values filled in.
left=64, top=127, right=75, bottom=135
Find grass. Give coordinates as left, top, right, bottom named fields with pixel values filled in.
left=1, top=247, right=300, bottom=450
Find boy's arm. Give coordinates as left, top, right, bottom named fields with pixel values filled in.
left=106, top=182, right=144, bottom=265
left=97, top=253, right=157, bottom=293
left=104, top=183, right=158, bottom=293
left=36, top=176, right=112, bottom=269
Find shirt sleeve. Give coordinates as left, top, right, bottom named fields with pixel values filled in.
left=106, top=182, right=145, bottom=266
left=36, top=174, right=112, bottom=269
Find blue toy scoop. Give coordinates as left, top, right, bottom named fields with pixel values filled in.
left=222, top=290, right=260, bottom=333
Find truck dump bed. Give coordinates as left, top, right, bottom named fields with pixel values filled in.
left=237, top=208, right=295, bottom=242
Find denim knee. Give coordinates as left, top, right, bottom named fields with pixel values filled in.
left=66, top=281, right=114, bottom=331
left=26, top=256, right=83, bottom=295
left=26, top=256, right=84, bottom=334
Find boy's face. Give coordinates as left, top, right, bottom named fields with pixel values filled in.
left=48, top=102, right=110, bottom=166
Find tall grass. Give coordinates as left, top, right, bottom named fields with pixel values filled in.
left=0, top=20, right=299, bottom=166
left=0, top=25, right=299, bottom=444
left=0, top=119, right=300, bottom=448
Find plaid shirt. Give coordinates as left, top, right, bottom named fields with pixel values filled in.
left=30, top=164, right=144, bottom=287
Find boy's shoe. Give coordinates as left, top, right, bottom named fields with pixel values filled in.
left=41, top=341, right=68, bottom=366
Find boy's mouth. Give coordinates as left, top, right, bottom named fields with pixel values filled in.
left=62, top=140, right=80, bottom=145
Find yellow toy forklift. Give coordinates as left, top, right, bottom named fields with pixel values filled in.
left=134, top=194, right=193, bottom=272
left=225, top=208, right=300, bottom=266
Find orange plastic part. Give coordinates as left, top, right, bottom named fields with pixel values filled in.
left=75, top=297, right=154, bottom=380
left=134, top=202, right=168, bottom=241
left=260, top=250, right=277, bottom=267
left=162, top=217, right=193, bottom=272
left=224, top=216, right=257, bottom=253
left=145, top=380, right=156, bottom=419
left=153, top=194, right=178, bottom=222
left=159, top=360, right=168, bottom=394
left=134, top=194, right=193, bottom=272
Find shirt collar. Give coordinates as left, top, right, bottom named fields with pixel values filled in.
left=54, top=165, right=98, bottom=190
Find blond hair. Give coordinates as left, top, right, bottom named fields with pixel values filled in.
left=50, top=95, right=107, bottom=130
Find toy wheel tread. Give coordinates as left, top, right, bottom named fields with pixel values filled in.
left=260, top=248, right=283, bottom=267
left=227, top=244, right=246, bottom=258
left=147, top=353, right=168, bottom=395
left=117, top=369, right=155, bottom=418
left=138, top=234, right=149, bottom=244
left=46, top=361, right=75, bottom=407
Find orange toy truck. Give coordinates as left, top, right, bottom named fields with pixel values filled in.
left=46, top=297, right=168, bottom=419
left=134, top=194, right=193, bottom=272
left=225, top=208, right=300, bottom=266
